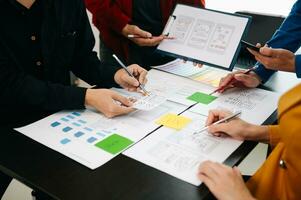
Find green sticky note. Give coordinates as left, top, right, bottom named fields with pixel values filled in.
left=187, top=92, right=217, bottom=104
left=95, top=134, right=133, bottom=155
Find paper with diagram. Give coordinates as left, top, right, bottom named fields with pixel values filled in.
left=158, top=4, right=250, bottom=70
left=190, top=87, right=280, bottom=125
left=16, top=100, right=187, bottom=170
left=124, top=111, right=243, bottom=185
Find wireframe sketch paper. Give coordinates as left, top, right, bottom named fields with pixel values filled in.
left=124, top=111, right=243, bottom=185
left=15, top=100, right=187, bottom=170
left=157, top=4, right=250, bottom=70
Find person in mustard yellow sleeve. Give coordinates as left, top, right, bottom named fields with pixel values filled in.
left=197, top=83, right=301, bottom=200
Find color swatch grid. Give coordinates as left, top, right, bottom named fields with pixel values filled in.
left=50, top=111, right=133, bottom=155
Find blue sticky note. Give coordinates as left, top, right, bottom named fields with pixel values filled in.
left=78, top=119, right=87, bottom=124
left=74, top=131, right=85, bottom=138
left=51, top=121, right=61, bottom=127
left=87, top=137, right=97, bottom=143
left=96, top=132, right=106, bottom=138
left=60, top=138, right=71, bottom=145
left=62, top=127, right=72, bottom=132
left=84, top=127, right=93, bottom=132
left=72, top=122, right=81, bottom=127
left=61, top=118, right=69, bottom=122
left=66, top=115, right=75, bottom=119
left=72, top=112, right=81, bottom=116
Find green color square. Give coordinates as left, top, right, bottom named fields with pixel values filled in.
left=95, top=134, right=133, bottom=155
left=187, top=92, right=217, bottom=104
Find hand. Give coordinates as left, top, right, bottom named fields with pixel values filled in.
left=85, top=89, right=134, bottom=118
left=198, top=161, right=255, bottom=200
left=122, top=24, right=165, bottom=46
left=182, top=59, right=203, bottom=68
left=206, top=110, right=269, bottom=142
left=248, top=46, right=296, bottom=72
left=218, top=70, right=262, bottom=93
left=114, top=64, right=148, bottom=92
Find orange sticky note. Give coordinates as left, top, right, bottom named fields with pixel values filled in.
left=156, top=113, right=192, bottom=130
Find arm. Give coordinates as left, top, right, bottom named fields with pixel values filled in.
left=254, top=0, right=301, bottom=82
left=71, top=0, right=119, bottom=88
left=85, top=0, right=130, bottom=34
left=0, top=41, right=86, bottom=111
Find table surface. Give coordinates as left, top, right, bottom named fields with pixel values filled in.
left=0, top=71, right=299, bottom=200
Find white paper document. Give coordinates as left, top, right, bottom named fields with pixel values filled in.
left=16, top=101, right=187, bottom=170
left=145, top=69, right=215, bottom=106
left=124, top=111, right=243, bottom=185
left=190, top=88, right=280, bottom=125
left=158, top=4, right=250, bottom=70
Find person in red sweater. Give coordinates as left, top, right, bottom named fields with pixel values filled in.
left=86, top=0, right=205, bottom=68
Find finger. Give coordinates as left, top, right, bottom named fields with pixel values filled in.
left=134, top=36, right=164, bottom=46
left=132, top=26, right=152, bottom=38
left=197, top=63, right=203, bottom=68
left=198, top=173, right=216, bottom=190
left=111, top=93, right=133, bottom=107
left=219, top=73, right=235, bottom=88
left=259, top=47, right=276, bottom=57
left=198, top=161, right=220, bottom=181
left=208, top=123, right=231, bottom=135
left=206, top=110, right=219, bottom=126
left=233, top=74, right=256, bottom=87
left=256, top=43, right=262, bottom=48
left=106, top=104, right=134, bottom=118
left=138, top=70, right=148, bottom=85
left=121, top=73, right=140, bottom=87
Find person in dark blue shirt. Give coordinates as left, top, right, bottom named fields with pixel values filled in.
left=218, top=0, right=301, bottom=90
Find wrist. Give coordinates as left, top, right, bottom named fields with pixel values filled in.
left=85, top=89, right=94, bottom=107
left=245, top=124, right=269, bottom=143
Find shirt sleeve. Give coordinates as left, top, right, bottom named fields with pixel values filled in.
left=85, top=0, right=130, bottom=34
left=254, top=0, right=301, bottom=83
left=295, top=54, right=301, bottom=78
left=70, top=0, right=119, bottom=88
left=269, top=125, right=281, bottom=148
left=0, top=42, right=87, bottom=111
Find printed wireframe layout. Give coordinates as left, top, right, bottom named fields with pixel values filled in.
left=207, top=24, right=235, bottom=54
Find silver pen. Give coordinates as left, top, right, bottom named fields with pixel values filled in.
left=193, top=111, right=242, bottom=135
left=112, top=54, right=148, bottom=95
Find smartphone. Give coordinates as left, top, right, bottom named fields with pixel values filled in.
left=241, top=40, right=260, bottom=52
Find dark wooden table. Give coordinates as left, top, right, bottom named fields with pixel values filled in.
left=0, top=71, right=299, bottom=200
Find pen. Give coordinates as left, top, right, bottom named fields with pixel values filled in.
left=127, top=34, right=175, bottom=40
left=112, top=54, right=149, bottom=95
left=209, top=67, right=257, bottom=95
left=193, top=111, right=242, bottom=135
left=127, top=34, right=153, bottom=39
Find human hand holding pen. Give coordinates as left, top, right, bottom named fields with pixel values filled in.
left=122, top=24, right=165, bottom=46
left=205, top=110, right=269, bottom=142
left=113, top=55, right=149, bottom=94
left=212, top=68, right=261, bottom=94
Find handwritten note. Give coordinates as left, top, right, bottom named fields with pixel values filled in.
left=156, top=113, right=192, bottom=130
left=133, top=93, right=167, bottom=111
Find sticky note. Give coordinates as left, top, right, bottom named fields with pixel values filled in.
left=187, top=92, right=217, bottom=104
left=95, top=134, right=133, bottom=155
left=156, top=113, right=192, bottom=130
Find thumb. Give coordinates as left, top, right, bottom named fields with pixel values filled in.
left=112, top=93, right=133, bottom=107
left=133, top=26, right=152, bottom=38
left=208, top=123, right=230, bottom=134
left=122, top=74, right=140, bottom=87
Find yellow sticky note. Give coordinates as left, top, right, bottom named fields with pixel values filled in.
left=156, top=113, right=192, bottom=130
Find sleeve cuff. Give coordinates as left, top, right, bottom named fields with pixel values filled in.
left=253, top=63, right=277, bottom=84
left=295, top=55, right=301, bottom=78
left=269, top=125, right=281, bottom=148
left=61, top=86, right=87, bottom=110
